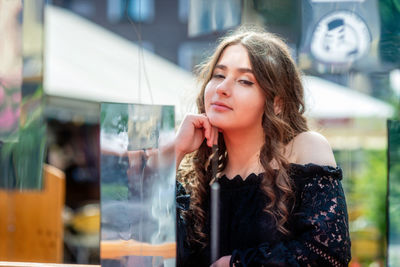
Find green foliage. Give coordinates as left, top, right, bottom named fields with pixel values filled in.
left=389, top=163, right=400, bottom=239
left=337, top=148, right=387, bottom=263
left=161, top=106, right=175, bottom=131
left=100, top=103, right=129, bottom=134
left=388, top=121, right=400, bottom=242
left=356, top=150, right=387, bottom=238
left=253, top=0, right=298, bottom=26
left=379, top=0, right=400, bottom=64
left=0, top=85, right=46, bottom=189
left=101, top=183, right=129, bottom=201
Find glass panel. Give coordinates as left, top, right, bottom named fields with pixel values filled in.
left=0, top=0, right=54, bottom=264
left=188, top=0, right=242, bottom=37
left=128, top=0, right=154, bottom=22
left=178, top=0, right=189, bottom=23
left=107, top=0, right=124, bottom=22
left=107, top=0, right=155, bottom=23
left=388, top=120, right=400, bottom=267
left=0, top=0, right=22, bottom=143
left=0, top=0, right=46, bottom=189
left=100, top=103, right=176, bottom=266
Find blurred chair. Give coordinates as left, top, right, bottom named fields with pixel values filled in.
left=0, top=164, right=65, bottom=263
left=64, top=203, right=100, bottom=264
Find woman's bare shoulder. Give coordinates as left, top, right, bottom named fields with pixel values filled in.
left=289, top=131, right=337, bottom=167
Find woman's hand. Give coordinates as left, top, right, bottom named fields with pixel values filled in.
left=175, top=114, right=218, bottom=168
left=210, top=255, right=231, bottom=267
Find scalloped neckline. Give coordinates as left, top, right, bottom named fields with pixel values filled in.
left=219, top=172, right=262, bottom=182
left=219, top=162, right=340, bottom=182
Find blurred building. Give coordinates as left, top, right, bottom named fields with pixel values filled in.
left=49, top=0, right=224, bottom=72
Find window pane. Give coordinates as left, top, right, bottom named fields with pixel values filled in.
left=128, top=0, right=154, bottom=23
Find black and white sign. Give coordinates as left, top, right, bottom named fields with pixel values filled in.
left=311, top=10, right=371, bottom=64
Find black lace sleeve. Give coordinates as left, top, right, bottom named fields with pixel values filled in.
left=230, top=164, right=351, bottom=267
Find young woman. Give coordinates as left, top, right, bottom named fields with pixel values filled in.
left=174, top=27, right=351, bottom=267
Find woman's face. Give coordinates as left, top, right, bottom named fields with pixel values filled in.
left=204, top=44, right=266, bottom=132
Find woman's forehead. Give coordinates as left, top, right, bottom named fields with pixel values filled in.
left=216, top=44, right=252, bottom=70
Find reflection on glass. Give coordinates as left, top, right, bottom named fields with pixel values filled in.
left=100, top=103, right=176, bottom=267
left=388, top=120, right=400, bottom=267
left=0, top=0, right=50, bottom=263
left=0, top=0, right=22, bottom=142
left=188, top=0, right=241, bottom=37
left=0, top=0, right=46, bottom=189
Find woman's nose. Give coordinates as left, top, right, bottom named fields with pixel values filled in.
left=215, top=78, right=232, bottom=96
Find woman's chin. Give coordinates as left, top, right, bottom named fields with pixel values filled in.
left=206, top=111, right=234, bottom=130
left=208, top=117, right=228, bottom=130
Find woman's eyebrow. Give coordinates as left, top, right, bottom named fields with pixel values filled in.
left=214, top=64, right=226, bottom=70
left=215, top=64, right=254, bottom=74
left=237, top=67, right=254, bottom=74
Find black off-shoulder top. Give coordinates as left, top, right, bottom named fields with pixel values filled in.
left=176, top=163, right=351, bottom=267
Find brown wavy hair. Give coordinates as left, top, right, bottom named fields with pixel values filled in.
left=178, top=26, right=308, bottom=247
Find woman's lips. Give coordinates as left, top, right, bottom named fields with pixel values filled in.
left=211, top=102, right=232, bottom=111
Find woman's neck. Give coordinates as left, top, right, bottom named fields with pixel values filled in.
left=222, top=127, right=265, bottom=180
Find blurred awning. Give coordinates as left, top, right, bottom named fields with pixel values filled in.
left=302, top=76, right=394, bottom=149
left=44, top=5, right=197, bottom=121
left=303, top=75, right=394, bottom=119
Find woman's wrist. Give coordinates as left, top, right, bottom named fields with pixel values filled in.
left=175, top=146, right=186, bottom=171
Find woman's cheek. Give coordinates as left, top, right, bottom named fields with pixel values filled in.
left=204, top=85, right=213, bottom=110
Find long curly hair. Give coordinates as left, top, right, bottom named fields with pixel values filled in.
left=178, top=26, right=309, bottom=247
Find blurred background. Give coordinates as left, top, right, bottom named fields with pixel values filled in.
left=0, top=0, right=399, bottom=266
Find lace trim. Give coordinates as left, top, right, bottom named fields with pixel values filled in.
left=289, top=163, right=343, bottom=181
left=218, top=163, right=343, bottom=190
left=304, top=241, right=343, bottom=267
left=218, top=173, right=262, bottom=189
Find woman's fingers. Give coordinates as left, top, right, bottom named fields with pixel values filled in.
left=203, top=119, right=216, bottom=148
left=191, top=114, right=215, bottom=147
left=208, top=125, right=218, bottom=148
left=212, top=126, right=219, bottom=146
left=206, top=120, right=219, bottom=148
left=179, top=113, right=217, bottom=149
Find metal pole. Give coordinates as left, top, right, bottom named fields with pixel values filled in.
left=211, top=181, right=220, bottom=263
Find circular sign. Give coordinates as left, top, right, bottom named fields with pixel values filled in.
left=310, top=10, right=371, bottom=64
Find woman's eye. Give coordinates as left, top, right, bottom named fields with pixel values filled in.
left=213, top=74, right=225, bottom=79
left=239, top=80, right=254, bottom=86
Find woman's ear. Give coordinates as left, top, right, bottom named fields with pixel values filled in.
left=273, top=96, right=283, bottom=115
